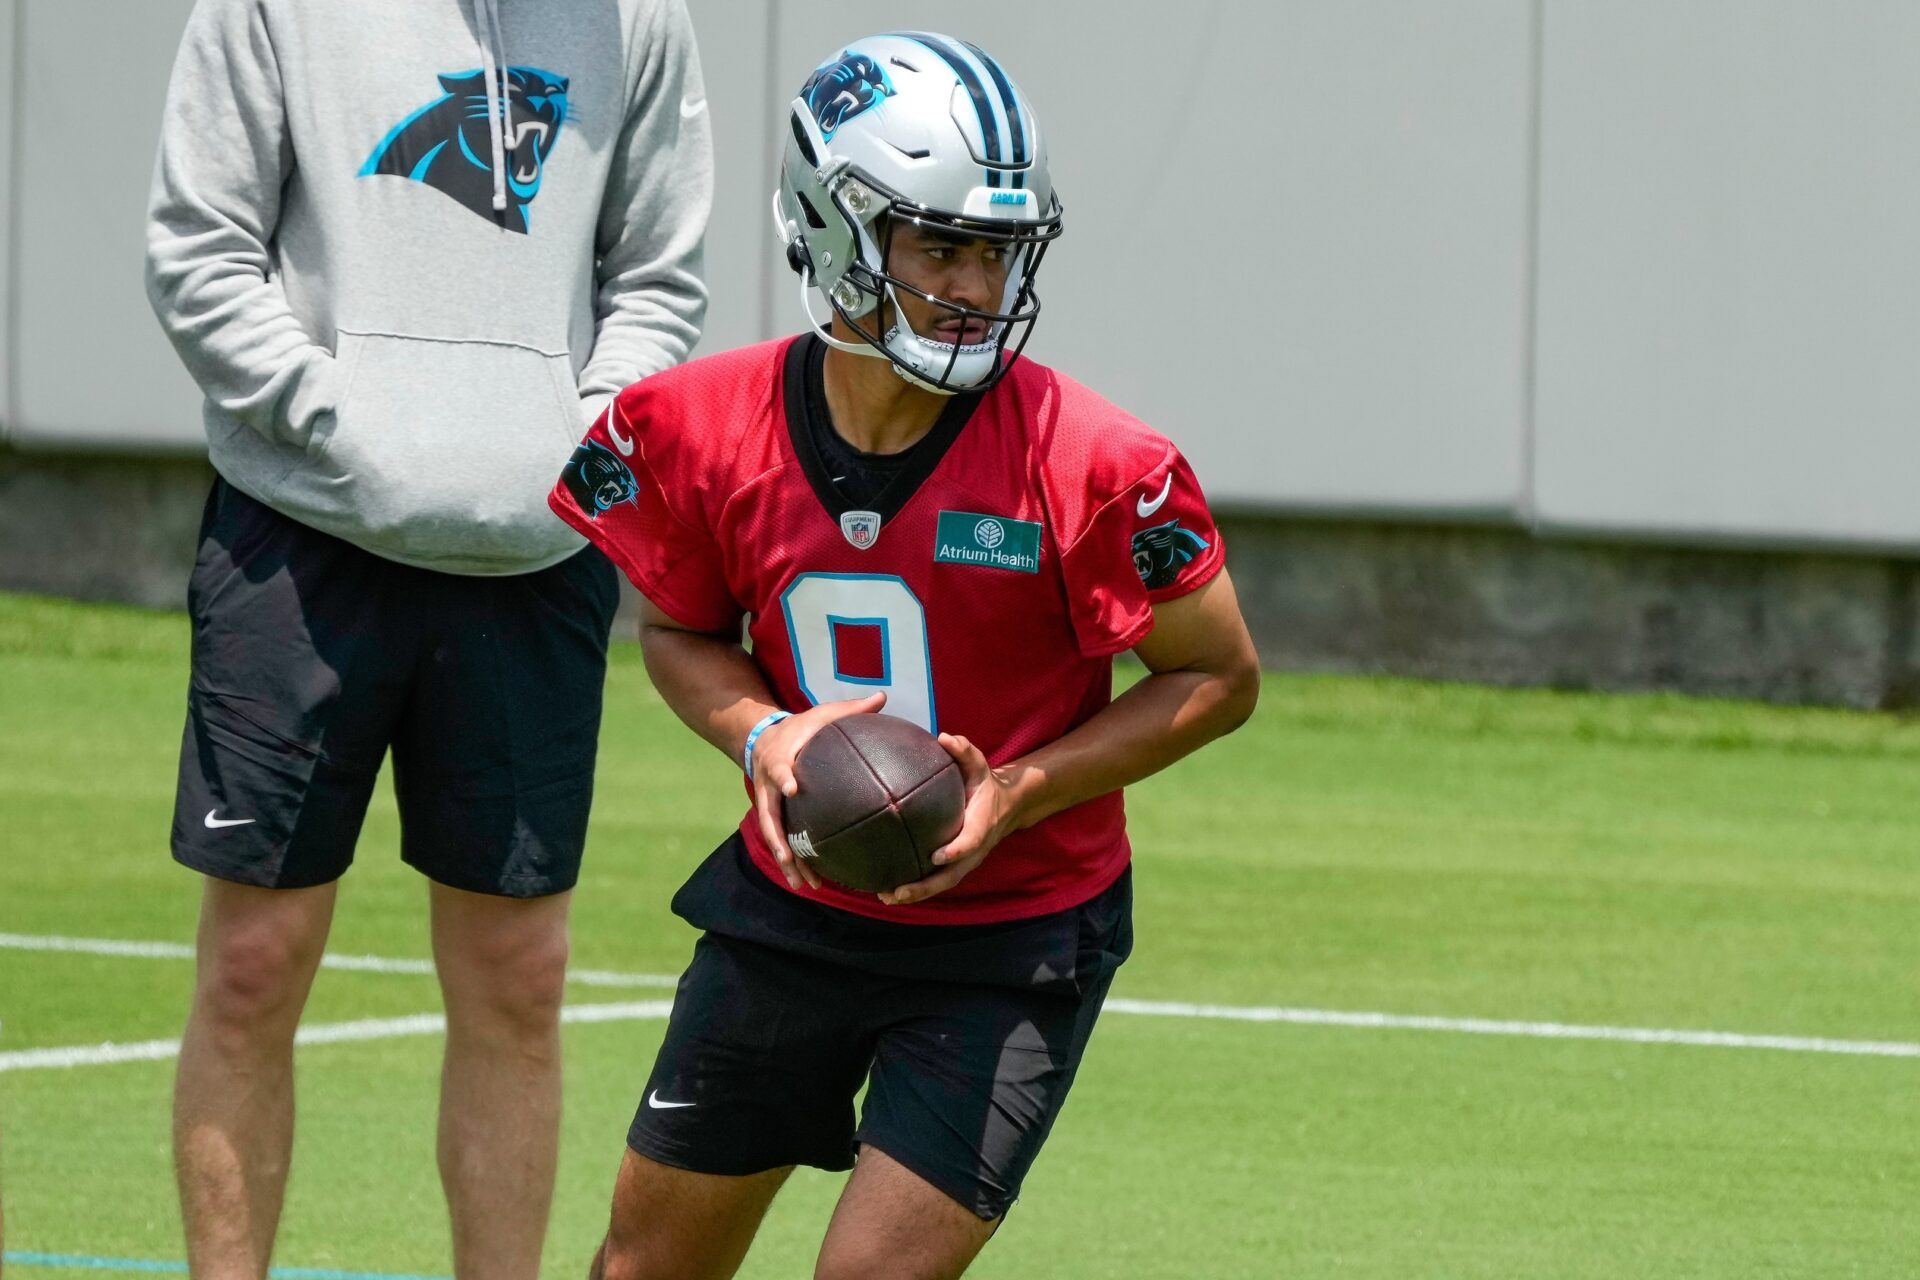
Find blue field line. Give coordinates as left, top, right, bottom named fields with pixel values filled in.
left=2, top=1252, right=448, bottom=1280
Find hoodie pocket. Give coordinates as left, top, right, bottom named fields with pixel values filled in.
left=286, top=331, right=587, bottom=572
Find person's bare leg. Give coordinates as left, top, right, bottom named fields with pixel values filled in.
left=430, top=882, right=573, bottom=1280
left=175, top=878, right=338, bottom=1280
left=813, top=1146, right=999, bottom=1280
left=594, top=1148, right=792, bottom=1280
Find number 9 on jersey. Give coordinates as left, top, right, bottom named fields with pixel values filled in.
left=779, top=573, right=937, bottom=732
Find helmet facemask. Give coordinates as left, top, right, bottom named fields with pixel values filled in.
left=787, top=172, right=1062, bottom=395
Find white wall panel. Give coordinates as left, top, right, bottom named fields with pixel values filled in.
left=769, top=0, right=1536, bottom=515
left=1533, top=1, right=1920, bottom=550
left=11, top=0, right=202, bottom=450
left=684, top=0, right=775, bottom=355
left=1, top=0, right=20, bottom=440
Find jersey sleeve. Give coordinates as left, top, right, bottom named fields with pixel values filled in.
left=1057, top=436, right=1226, bottom=657
left=547, top=383, right=742, bottom=633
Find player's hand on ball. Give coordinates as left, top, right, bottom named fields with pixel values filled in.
left=751, top=691, right=887, bottom=890
left=880, top=733, right=1017, bottom=906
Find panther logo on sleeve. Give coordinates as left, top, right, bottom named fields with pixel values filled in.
left=360, top=66, right=570, bottom=233
left=800, top=52, right=894, bottom=138
left=1130, top=519, right=1210, bottom=589
left=560, top=439, right=640, bottom=519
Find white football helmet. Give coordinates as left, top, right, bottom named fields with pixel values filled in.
left=773, top=33, right=1063, bottom=394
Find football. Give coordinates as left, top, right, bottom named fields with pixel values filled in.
left=782, top=714, right=967, bottom=893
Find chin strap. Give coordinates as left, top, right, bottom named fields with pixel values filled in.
left=781, top=201, right=986, bottom=398
left=796, top=278, right=971, bottom=397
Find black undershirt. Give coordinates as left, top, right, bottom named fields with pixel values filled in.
left=802, top=339, right=921, bottom=511
left=788, top=333, right=981, bottom=520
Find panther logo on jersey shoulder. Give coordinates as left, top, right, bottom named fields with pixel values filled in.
left=1131, top=519, right=1210, bottom=589
left=801, top=52, right=893, bottom=138
left=360, top=66, right=570, bottom=233
left=561, top=439, right=640, bottom=518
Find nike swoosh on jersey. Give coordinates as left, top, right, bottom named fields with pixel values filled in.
left=646, top=1089, right=696, bottom=1110
left=606, top=404, right=636, bottom=456
left=1136, top=474, right=1174, bottom=518
left=679, top=98, right=708, bottom=119
left=204, top=810, right=256, bottom=829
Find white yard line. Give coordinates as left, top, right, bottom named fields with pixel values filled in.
left=0, top=933, right=198, bottom=960
left=4, top=932, right=1917, bottom=1067
left=1102, top=999, right=1920, bottom=1058
left=0, top=1002, right=674, bottom=1073
left=0, top=932, right=678, bottom=988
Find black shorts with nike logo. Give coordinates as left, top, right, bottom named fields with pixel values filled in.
left=627, top=834, right=1134, bottom=1220
left=170, top=478, right=619, bottom=897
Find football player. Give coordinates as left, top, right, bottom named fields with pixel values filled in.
left=551, top=32, right=1261, bottom=1280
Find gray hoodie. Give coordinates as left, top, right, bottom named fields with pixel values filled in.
left=146, top=0, right=711, bottom=574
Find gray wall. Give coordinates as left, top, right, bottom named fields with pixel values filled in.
left=789, top=1, right=1540, bottom=519
left=4, top=1, right=1919, bottom=553
left=688, top=0, right=776, bottom=356
left=8, top=0, right=203, bottom=450
left=0, top=0, right=16, bottom=429
left=1531, top=0, right=1920, bottom=552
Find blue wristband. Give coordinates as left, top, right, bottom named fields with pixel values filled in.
left=742, top=710, right=793, bottom=778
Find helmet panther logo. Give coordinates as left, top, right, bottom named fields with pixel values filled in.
left=561, top=438, right=641, bottom=519
left=801, top=52, right=893, bottom=138
left=360, top=66, right=570, bottom=234
left=1131, top=519, right=1210, bottom=590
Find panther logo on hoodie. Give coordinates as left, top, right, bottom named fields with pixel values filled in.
left=360, top=67, right=569, bottom=233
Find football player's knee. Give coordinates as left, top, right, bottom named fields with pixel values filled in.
left=594, top=1238, right=691, bottom=1280
left=592, top=1245, right=638, bottom=1280
left=590, top=1239, right=630, bottom=1280
left=815, top=1202, right=996, bottom=1280
left=815, top=1238, right=934, bottom=1280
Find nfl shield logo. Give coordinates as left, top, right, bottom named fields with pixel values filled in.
left=840, top=510, right=882, bottom=550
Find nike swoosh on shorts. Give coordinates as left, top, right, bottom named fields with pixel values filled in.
left=646, top=1089, right=696, bottom=1110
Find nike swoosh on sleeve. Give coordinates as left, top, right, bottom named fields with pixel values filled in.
left=606, top=404, right=636, bottom=456
left=1136, top=474, right=1174, bottom=518
left=679, top=98, right=708, bottom=119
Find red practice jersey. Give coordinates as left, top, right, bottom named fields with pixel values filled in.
left=549, top=336, right=1225, bottom=924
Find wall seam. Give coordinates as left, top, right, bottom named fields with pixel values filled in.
left=757, top=0, right=779, bottom=341
left=4, top=0, right=22, bottom=439
left=1516, top=0, right=1544, bottom=530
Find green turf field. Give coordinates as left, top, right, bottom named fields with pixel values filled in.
left=2, top=591, right=1916, bottom=1278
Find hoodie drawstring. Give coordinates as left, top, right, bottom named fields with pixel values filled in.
left=474, top=0, right=511, bottom=213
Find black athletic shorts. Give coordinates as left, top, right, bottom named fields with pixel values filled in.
left=627, top=835, right=1134, bottom=1219
left=170, top=478, right=620, bottom=897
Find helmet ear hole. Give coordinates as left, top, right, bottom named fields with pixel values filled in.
left=789, top=110, right=819, bottom=166
left=795, top=193, right=829, bottom=231
left=786, top=239, right=815, bottom=282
